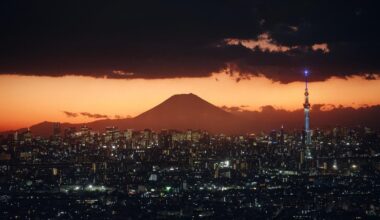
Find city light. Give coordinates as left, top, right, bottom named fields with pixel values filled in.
left=2, top=123, right=379, bottom=218
left=165, top=186, right=172, bottom=192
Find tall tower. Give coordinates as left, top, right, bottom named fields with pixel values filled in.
left=303, top=70, right=312, bottom=146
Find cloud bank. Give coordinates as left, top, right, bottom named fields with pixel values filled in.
left=63, top=111, right=108, bottom=119
left=0, top=1, right=379, bottom=83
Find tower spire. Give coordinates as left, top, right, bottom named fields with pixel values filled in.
left=303, top=70, right=311, bottom=146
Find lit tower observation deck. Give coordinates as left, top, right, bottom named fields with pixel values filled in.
left=303, top=70, right=312, bottom=146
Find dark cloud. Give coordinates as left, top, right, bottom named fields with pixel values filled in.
left=260, top=105, right=278, bottom=112
left=221, top=105, right=244, bottom=112
left=63, top=111, right=108, bottom=119
left=311, top=104, right=325, bottom=111
left=221, top=105, right=250, bottom=112
left=63, top=111, right=78, bottom=118
left=232, top=104, right=380, bottom=132
left=80, top=112, right=108, bottom=119
left=114, top=115, right=131, bottom=119
left=364, top=73, right=378, bottom=80
left=0, top=1, right=379, bottom=83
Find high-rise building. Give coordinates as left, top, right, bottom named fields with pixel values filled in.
left=270, top=129, right=277, bottom=143
left=280, top=125, right=285, bottom=145
left=124, top=129, right=133, bottom=141
left=53, top=122, right=61, bottom=137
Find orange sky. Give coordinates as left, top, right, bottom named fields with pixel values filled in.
left=1, top=73, right=380, bottom=131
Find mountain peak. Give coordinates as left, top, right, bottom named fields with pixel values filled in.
left=160, top=93, right=216, bottom=109
left=168, top=93, right=200, bottom=100
left=131, top=93, right=245, bottom=133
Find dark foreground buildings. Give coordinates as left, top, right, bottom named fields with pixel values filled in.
left=1, top=125, right=380, bottom=219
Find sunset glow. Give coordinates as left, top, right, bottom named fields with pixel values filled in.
left=1, top=73, right=379, bottom=131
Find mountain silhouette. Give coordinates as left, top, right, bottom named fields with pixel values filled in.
left=3, top=93, right=248, bottom=137
left=131, top=93, right=244, bottom=133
